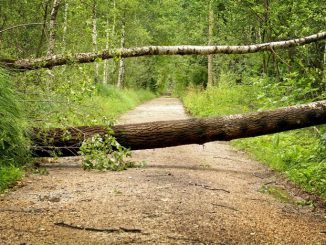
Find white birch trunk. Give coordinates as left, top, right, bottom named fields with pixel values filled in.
left=207, top=0, right=214, bottom=87
left=5, top=32, right=326, bottom=70
left=92, top=0, right=99, bottom=84
left=47, top=0, right=61, bottom=56
left=117, top=20, right=126, bottom=88
left=323, top=42, right=326, bottom=86
left=62, top=1, right=68, bottom=53
left=103, top=16, right=110, bottom=85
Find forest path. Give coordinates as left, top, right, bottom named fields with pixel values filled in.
left=0, top=97, right=325, bottom=244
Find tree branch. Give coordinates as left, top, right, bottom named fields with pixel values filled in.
left=1, top=32, right=326, bottom=71
left=0, top=23, right=43, bottom=34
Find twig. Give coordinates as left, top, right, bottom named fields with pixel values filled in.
left=213, top=156, right=249, bottom=163
left=212, top=204, right=239, bottom=212
left=0, top=208, right=46, bottom=213
left=54, top=222, right=142, bottom=233
left=0, top=23, right=43, bottom=33
left=270, top=47, right=292, bottom=68
left=167, top=236, right=207, bottom=244
left=263, top=181, right=276, bottom=186
left=189, top=183, right=230, bottom=193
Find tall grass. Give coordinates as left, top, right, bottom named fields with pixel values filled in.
left=0, top=70, right=27, bottom=192
left=0, top=70, right=29, bottom=166
left=39, top=85, right=156, bottom=127
left=182, top=76, right=326, bottom=200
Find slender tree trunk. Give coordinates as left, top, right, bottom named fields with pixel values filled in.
left=47, top=0, right=61, bottom=56
left=323, top=42, right=326, bottom=88
left=207, top=0, right=214, bottom=87
left=36, top=0, right=50, bottom=57
left=117, top=19, right=126, bottom=88
left=62, top=1, right=68, bottom=53
left=103, top=0, right=110, bottom=85
left=3, top=32, right=326, bottom=71
left=111, top=0, right=117, bottom=79
left=31, top=100, right=326, bottom=157
left=261, top=0, right=271, bottom=75
left=92, top=0, right=99, bottom=84
left=102, top=16, right=110, bottom=85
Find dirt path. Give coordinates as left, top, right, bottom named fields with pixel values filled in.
left=0, top=97, right=325, bottom=244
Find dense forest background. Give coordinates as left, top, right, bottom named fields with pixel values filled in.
left=0, top=0, right=325, bottom=198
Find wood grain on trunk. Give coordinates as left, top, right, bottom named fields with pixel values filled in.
left=31, top=100, right=326, bottom=157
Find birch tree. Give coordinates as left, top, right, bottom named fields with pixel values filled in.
left=117, top=18, right=126, bottom=88
left=3, top=32, right=325, bottom=71
left=207, top=0, right=214, bottom=87
left=47, top=0, right=61, bottom=56
left=91, top=0, right=99, bottom=84
left=62, top=1, right=69, bottom=53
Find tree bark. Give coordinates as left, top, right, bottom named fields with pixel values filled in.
left=207, top=0, right=214, bottom=87
left=323, top=42, right=326, bottom=87
left=62, top=1, right=68, bottom=53
left=2, top=32, right=326, bottom=71
left=36, top=0, right=50, bottom=57
left=103, top=16, right=110, bottom=85
left=0, top=23, right=43, bottom=34
left=117, top=19, right=126, bottom=88
left=31, top=100, right=326, bottom=157
left=92, top=0, right=99, bottom=84
left=47, top=0, right=61, bottom=56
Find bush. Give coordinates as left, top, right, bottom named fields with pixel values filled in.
left=0, top=165, right=24, bottom=192
left=0, top=70, right=29, bottom=167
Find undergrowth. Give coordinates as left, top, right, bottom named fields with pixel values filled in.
left=0, top=166, right=24, bottom=193
left=1, top=69, right=156, bottom=191
left=22, top=83, right=156, bottom=128
left=182, top=72, right=326, bottom=200
left=0, top=69, right=29, bottom=192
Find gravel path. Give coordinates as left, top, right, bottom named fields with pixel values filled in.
left=0, top=97, right=325, bottom=244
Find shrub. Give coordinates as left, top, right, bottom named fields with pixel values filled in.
left=0, top=70, right=29, bottom=167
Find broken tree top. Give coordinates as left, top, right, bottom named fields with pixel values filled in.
left=31, top=100, right=326, bottom=157
left=1, top=32, right=326, bottom=71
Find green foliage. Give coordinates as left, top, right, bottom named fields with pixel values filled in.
left=234, top=130, right=326, bottom=199
left=0, top=70, right=29, bottom=167
left=183, top=75, right=326, bottom=200
left=0, top=166, right=24, bottom=193
left=79, top=133, right=134, bottom=171
left=15, top=68, right=156, bottom=129
left=183, top=72, right=255, bottom=117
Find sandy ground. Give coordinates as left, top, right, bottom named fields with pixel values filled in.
left=0, top=97, right=325, bottom=245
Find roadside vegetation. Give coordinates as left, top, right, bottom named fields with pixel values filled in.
left=0, top=68, right=155, bottom=192
left=182, top=72, right=326, bottom=200
left=0, top=70, right=28, bottom=192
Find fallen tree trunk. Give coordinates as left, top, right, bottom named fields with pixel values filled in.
left=31, top=100, right=326, bottom=157
left=2, top=32, right=326, bottom=71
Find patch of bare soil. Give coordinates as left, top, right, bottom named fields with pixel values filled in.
left=0, top=97, right=325, bottom=244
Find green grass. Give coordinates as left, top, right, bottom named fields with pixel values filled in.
left=30, top=84, right=156, bottom=128
left=182, top=80, right=326, bottom=200
left=0, top=70, right=29, bottom=167
left=183, top=84, right=255, bottom=117
left=233, top=130, right=326, bottom=199
left=1, top=76, right=156, bottom=192
left=0, top=166, right=24, bottom=192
